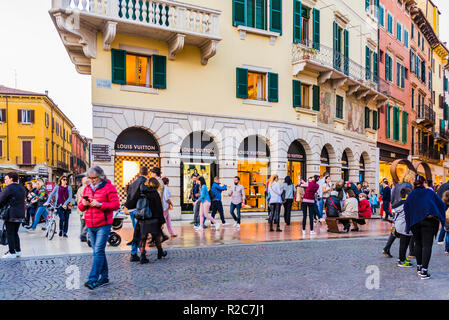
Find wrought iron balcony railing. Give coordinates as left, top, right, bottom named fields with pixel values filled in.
left=416, top=104, right=436, bottom=124
left=414, top=143, right=441, bottom=161
left=292, top=40, right=390, bottom=97
left=16, top=156, right=37, bottom=166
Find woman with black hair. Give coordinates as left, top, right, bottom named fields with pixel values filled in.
left=404, top=175, right=445, bottom=279
left=135, top=178, right=167, bottom=264
left=282, top=176, right=295, bottom=225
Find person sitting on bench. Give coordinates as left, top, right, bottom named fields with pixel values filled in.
left=325, top=191, right=341, bottom=218
left=340, top=189, right=359, bottom=232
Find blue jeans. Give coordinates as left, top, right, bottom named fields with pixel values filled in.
left=317, top=198, right=324, bottom=219
left=87, top=225, right=111, bottom=283
left=230, top=203, right=242, bottom=224
left=445, top=232, right=449, bottom=251
left=57, top=207, right=71, bottom=235
left=129, top=210, right=138, bottom=255
left=31, top=206, right=48, bottom=229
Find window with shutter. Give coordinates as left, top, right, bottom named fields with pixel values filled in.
left=153, top=55, right=167, bottom=89
left=313, top=8, right=320, bottom=50
left=233, top=0, right=246, bottom=26
left=111, top=49, right=126, bottom=84
left=373, top=110, right=378, bottom=130
left=393, top=106, right=399, bottom=141
left=365, top=107, right=370, bottom=129
left=270, top=0, right=282, bottom=34
left=312, top=85, right=320, bottom=111
left=0, top=140, right=3, bottom=158
left=402, top=111, right=407, bottom=143
left=344, top=30, right=349, bottom=75
left=236, top=68, right=249, bottom=99
left=0, top=109, right=5, bottom=123
left=379, top=6, right=384, bottom=27
left=268, top=72, right=279, bottom=102
left=336, top=95, right=344, bottom=119
left=373, top=52, right=378, bottom=82
left=366, top=47, right=371, bottom=80
left=293, top=0, right=302, bottom=44
left=293, top=80, right=301, bottom=108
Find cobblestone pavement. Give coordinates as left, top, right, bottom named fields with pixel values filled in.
left=1, top=236, right=449, bottom=300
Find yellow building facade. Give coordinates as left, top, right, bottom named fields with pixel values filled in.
left=50, top=0, right=387, bottom=218
left=0, top=86, right=74, bottom=181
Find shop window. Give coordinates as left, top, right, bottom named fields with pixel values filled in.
left=320, top=146, right=330, bottom=176
left=359, top=155, right=365, bottom=183
left=341, top=150, right=349, bottom=182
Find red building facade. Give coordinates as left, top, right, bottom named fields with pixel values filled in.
left=71, top=128, right=88, bottom=175
left=378, top=0, right=415, bottom=180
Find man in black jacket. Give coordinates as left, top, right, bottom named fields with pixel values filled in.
left=0, top=172, right=26, bottom=259
left=124, top=166, right=148, bottom=262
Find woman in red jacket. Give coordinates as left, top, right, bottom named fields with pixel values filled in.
left=358, top=193, right=372, bottom=218
left=78, top=166, right=120, bottom=290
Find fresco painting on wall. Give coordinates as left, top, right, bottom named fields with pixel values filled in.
left=318, top=91, right=331, bottom=124
left=347, top=101, right=364, bottom=134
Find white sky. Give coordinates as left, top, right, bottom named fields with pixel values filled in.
left=0, top=0, right=448, bottom=140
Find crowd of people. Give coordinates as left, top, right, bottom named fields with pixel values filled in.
left=380, top=172, right=449, bottom=280
left=2, top=164, right=449, bottom=288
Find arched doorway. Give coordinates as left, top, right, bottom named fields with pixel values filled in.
left=341, top=150, right=349, bottom=182
left=287, top=140, right=307, bottom=211
left=180, top=131, right=218, bottom=212
left=237, top=135, right=270, bottom=211
left=359, top=155, right=365, bottom=183
left=114, top=127, right=160, bottom=204
left=320, top=146, right=330, bottom=176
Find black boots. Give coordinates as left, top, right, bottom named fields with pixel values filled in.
left=130, top=254, right=140, bottom=262
left=157, top=249, right=167, bottom=259
left=140, top=252, right=149, bottom=264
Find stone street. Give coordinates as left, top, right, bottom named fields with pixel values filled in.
left=2, top=236, right=449, bottom=300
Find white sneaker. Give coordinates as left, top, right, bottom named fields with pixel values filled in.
left=215, top=222, right=221, bottom=230
left=236, top=223, right=240, bottom=229
left=437, top=241, right=444, bottom=245
left=223, top=222, right=231, bottom=226
left=2, top=252, right=17, bottom=259
left=15, top=251, right=22, bottom=258
left=319, top=218, right=326, bottom=222
left=196, top=227, right=204, bottom=231
left=302, top=229, right=307, bottom=234
left=233, top=222, right=238, bottom=227
left=310, top=230, right=316, bottom=235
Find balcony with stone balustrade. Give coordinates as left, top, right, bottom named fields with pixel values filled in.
left=49, top=0, right=222, bottom=74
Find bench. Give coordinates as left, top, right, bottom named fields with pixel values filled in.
left=325, top=217, right=381, bottom=233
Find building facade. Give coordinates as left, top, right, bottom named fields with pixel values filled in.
left=0, top=85, right=73, bottom=181
left=377, top=0, right=413, bottom=181
left=71, top=128, right=89, bottom=175
left=50, top=0, right=390, bottom=219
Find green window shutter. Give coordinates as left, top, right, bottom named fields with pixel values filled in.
left=293, top=80, right=301, bottom=108
left=386, top=103, right=390, bottom=138
left=402, top=111, right=407, bottom=143
left=152, top=55, right=167, bottom=89
left=255, top=0, right=265, bottom=30
left=270, top=0, right=282, bottom=34
left=366, top=46, right=371, bottom=80
left=333, top=22, right=338, bottom=69
left=444, top=103, right=448, bottom=121
left=373, top=110, right=378, bottom=130
left=236, top=68, right=248, bottom=99
left=233, top=0, right=246, bottom=26
left=313, top=8, right=320, bottom=50
left=268, top=72, right=279, bottom=102
left=293, top=1, right=302, bottom=44
left=365, top=107, right=370, bottom=129
left=312, top=85, right=320, bottom=111
left=393, top=106, right=399, bottom=141
left=247, top=0, right=254, bottom=27
left=111, top=49, right=126, bottom=84
left=365, top=0, right=370, bottom=11
left=373, top=51, right=378, bottom=82
left=343, top=30, right=349, bottom=75
left=379, top=6, right=384, bottom=26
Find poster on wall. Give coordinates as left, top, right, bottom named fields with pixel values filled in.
left=182, top=163, right=211, bottom=204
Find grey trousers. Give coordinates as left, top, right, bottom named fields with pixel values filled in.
left=193, top=201, right=201, bottom=225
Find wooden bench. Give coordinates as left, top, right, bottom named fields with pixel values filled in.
left=325, top=217, right=381, bottom=233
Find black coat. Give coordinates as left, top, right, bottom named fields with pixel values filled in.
left=140, top=186, right=165, bottom=224
left=0, top=183, right=26, bottom=222
left=325, top=195, right=341, bottom=218
left=124, top=176, right=147, bottom=210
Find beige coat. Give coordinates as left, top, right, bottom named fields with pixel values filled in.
left=340, top=198, right=359, bottom=218
left=76, top=185, right=87, bottom=217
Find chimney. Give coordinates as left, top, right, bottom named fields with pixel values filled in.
left=45, top=90, right=48, bottom=96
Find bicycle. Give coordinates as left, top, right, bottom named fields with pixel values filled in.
left=42, top=203, right=58, bottom=240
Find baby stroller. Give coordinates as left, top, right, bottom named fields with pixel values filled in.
left=87, top=207, right=128, bottom=247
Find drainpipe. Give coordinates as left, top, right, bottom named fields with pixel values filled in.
left=5, top=95, right=9, bottom=161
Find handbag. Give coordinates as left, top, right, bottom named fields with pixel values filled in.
left=0, top=224, right=7, bottom=246
left=134, top=195, right=153, bottom=220
left=0, top=204, right=11, bottom=221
